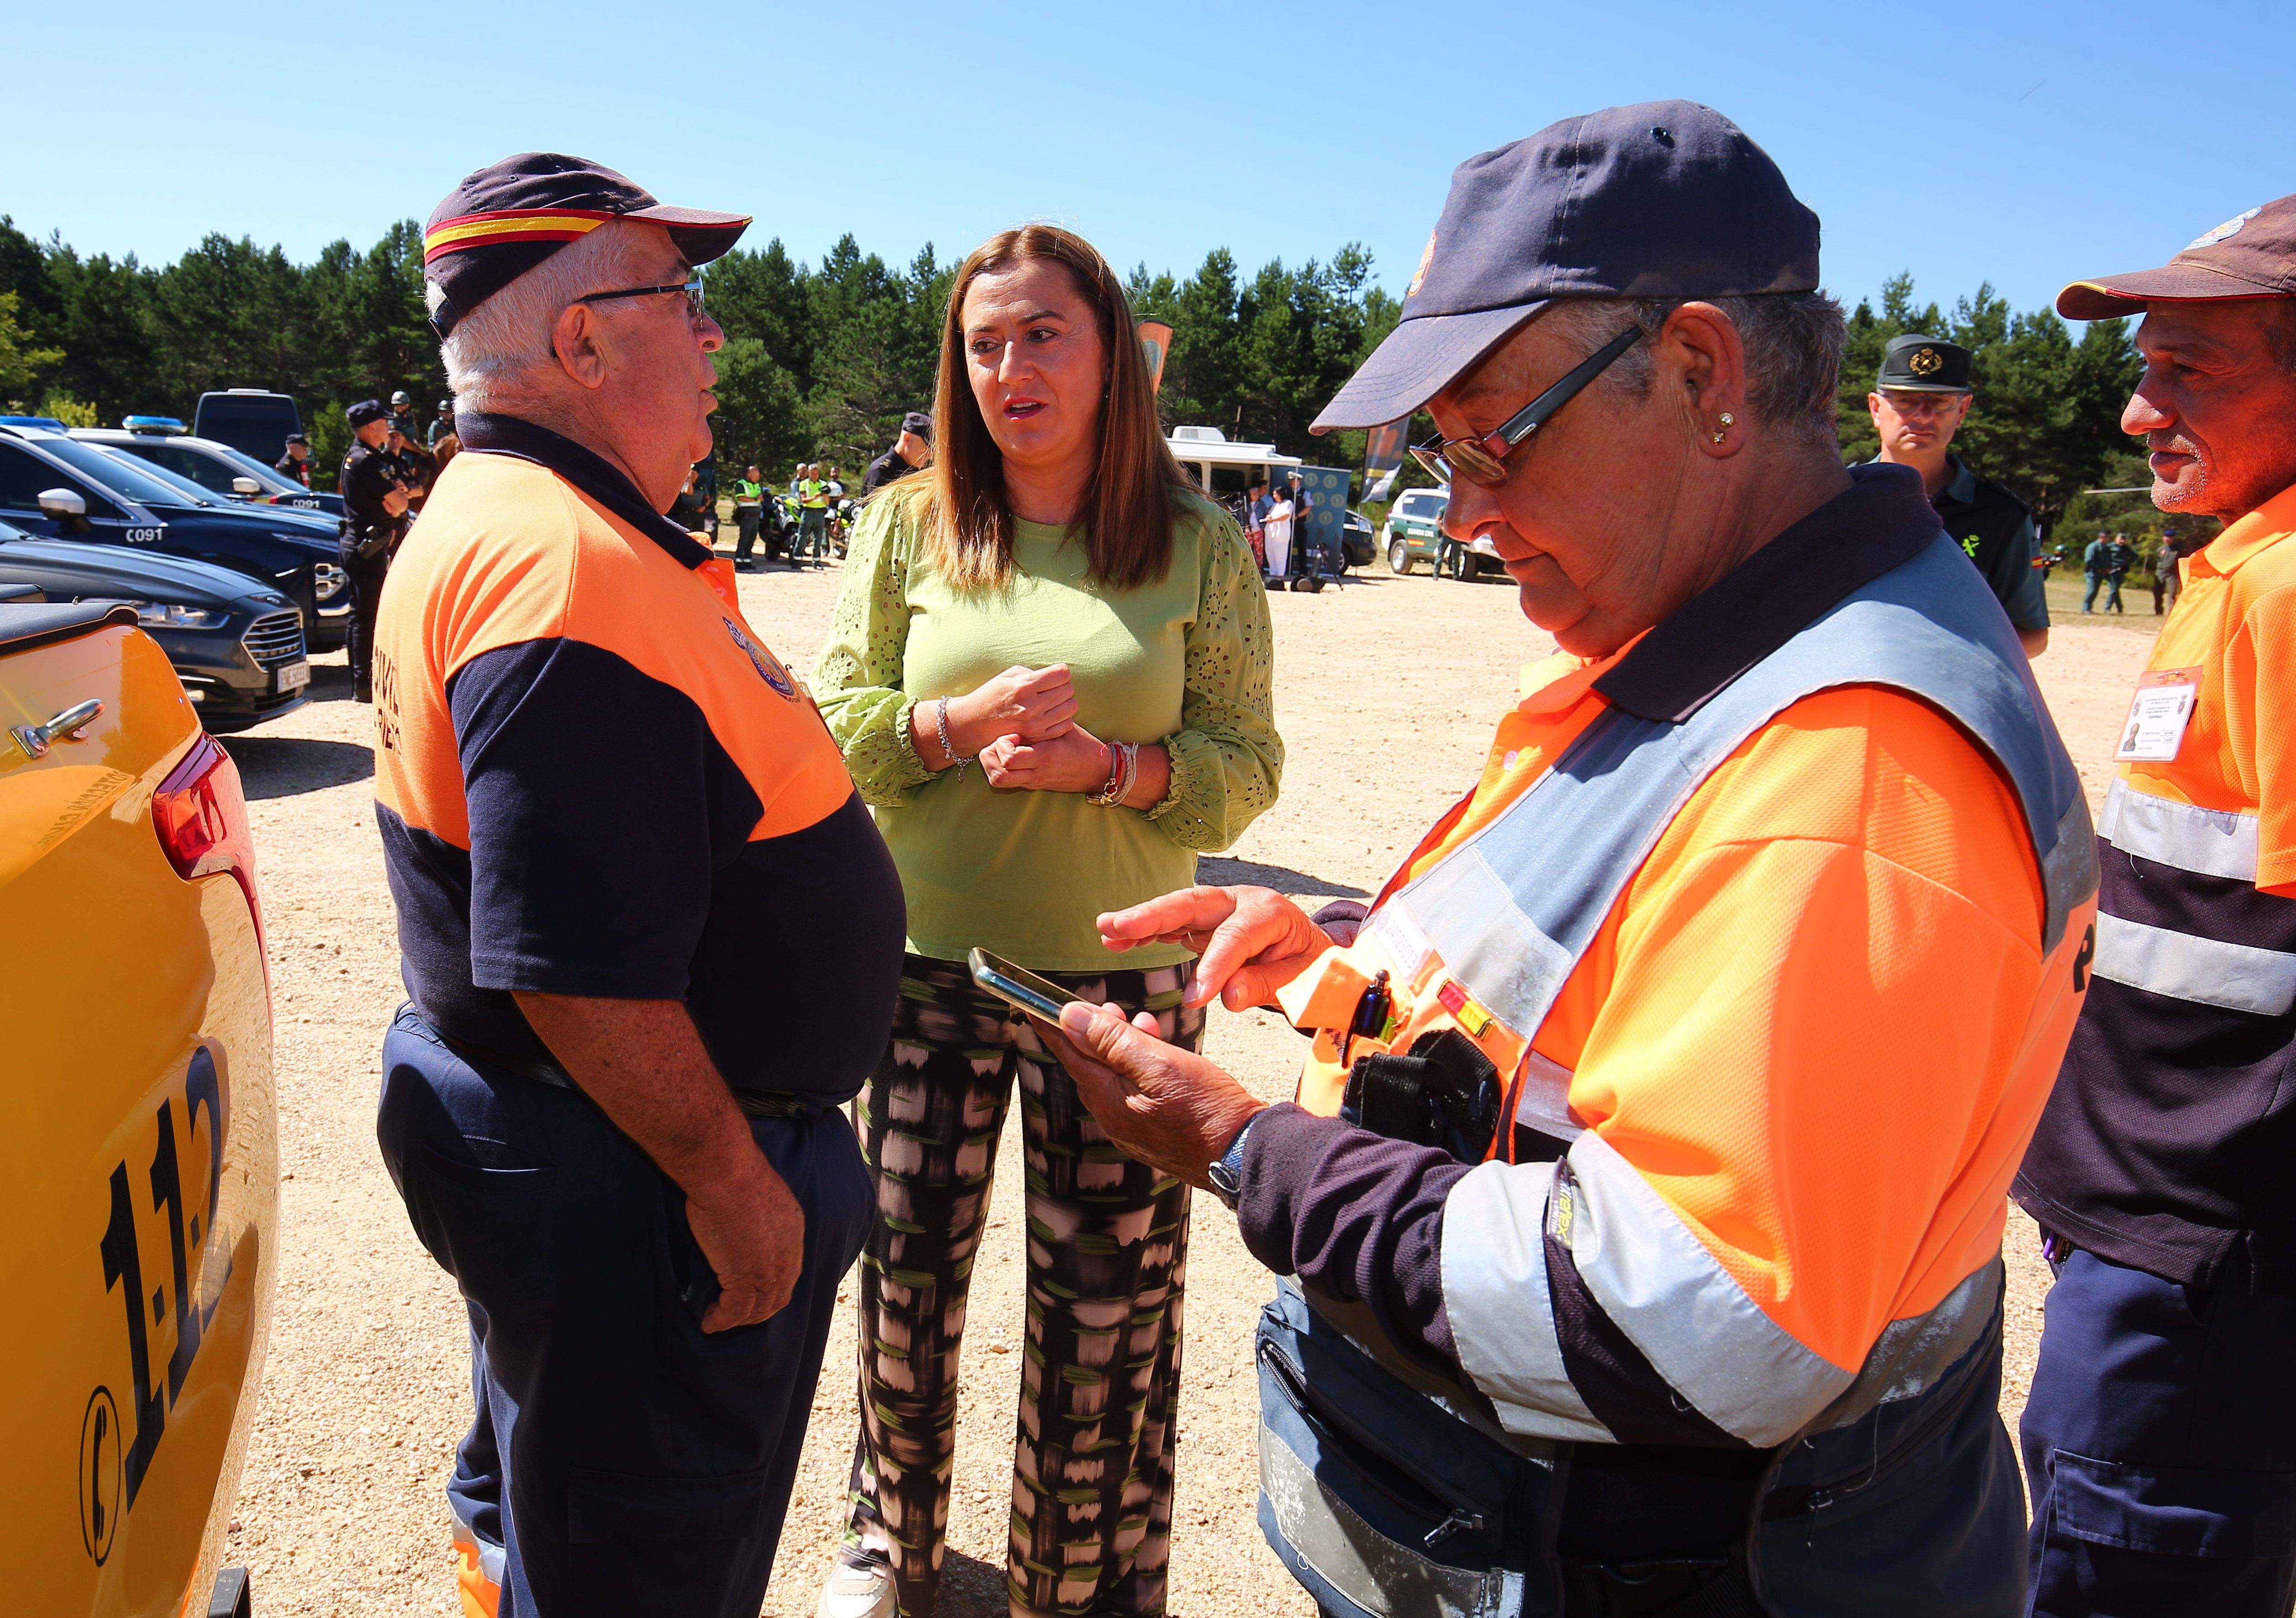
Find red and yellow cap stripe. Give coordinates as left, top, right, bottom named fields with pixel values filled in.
left=423, top=208, right=617, bottom=264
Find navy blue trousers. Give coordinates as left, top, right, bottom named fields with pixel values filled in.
left=2021, top=1245, right=2296, bottom=1617
left=377, top=1007, right=871, bottom=1618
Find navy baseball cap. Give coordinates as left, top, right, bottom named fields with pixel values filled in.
left=1314, top=100, right=1820, bottom=433
left=902, top=410, right=934, bottom=442
left=423, top=152, right=751, bottom=339
left=346, top=399, right=387, bottom=427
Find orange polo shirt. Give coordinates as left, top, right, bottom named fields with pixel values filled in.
left=2017, top=480, right=2296, bottom=1288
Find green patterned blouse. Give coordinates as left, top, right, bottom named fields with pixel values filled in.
left=813, top=486, right=1282, bottom=971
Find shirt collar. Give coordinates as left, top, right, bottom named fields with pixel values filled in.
left=1592, top=461, right=1944, bottom=724
left=1857, top=451, right=1975, bottom=509
left=2193, top=480, right=2296, bottom=579
left=456, top=411, right=711, bottom=569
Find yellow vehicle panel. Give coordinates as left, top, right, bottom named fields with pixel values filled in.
left=0, top=617, right=279, bottom=1618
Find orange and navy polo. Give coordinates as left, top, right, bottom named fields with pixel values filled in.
left=370, top=412, right=904, bottom=1097
left=2019, top=479, right=2296, bottom=1289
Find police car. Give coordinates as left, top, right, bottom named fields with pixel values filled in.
left=78, top=419, right=346, bottom=519
left=0, top=424, right=349, bottom=647
left=1378, top=484, right=1498, bottom=580
left=0, top=516, right=311, bottom=731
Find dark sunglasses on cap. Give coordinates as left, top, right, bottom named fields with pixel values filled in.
left=1411, top=325, right=1644, bottom=487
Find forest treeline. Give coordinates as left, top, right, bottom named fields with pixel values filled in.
left=0, top=215, right=2154, bottom=537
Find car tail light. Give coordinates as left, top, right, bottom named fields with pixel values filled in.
left=153, top=733, right=267, bottom=962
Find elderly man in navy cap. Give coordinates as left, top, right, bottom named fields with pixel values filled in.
left=1038, top=101, right=2094, bottom=1617
left=369, top=154, right=906, bottom=1618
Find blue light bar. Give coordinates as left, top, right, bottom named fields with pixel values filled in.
left=123, top=415, right=188, bottom=434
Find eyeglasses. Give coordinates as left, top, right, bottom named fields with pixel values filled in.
left=1411, top=325, right=1644, bottom=487
left=571, top=279, right=706, bottom=319
left=1875, top=389, right=1966, bottom=418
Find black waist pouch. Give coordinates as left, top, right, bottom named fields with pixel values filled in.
left=1343, top=1027, right=1502, bottom=1164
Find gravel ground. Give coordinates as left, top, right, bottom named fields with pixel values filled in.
left=216, top=549, right=2161, bottom=1615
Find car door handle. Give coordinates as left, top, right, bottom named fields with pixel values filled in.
left=13, top=698, right=104, bottom=759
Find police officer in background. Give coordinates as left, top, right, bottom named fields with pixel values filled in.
left=387, top=388, right=421, bottom=443
left=1867, top=334, right=2051, bottom=656
left=275, top=431, right=313, bottom=488
left=428, top=398, right=454, bottom=449
left=387, top=417, right=438, bottom=511
left=861, top=410, right=932, bottom=498
left=339, top=398, right=410, bottom=703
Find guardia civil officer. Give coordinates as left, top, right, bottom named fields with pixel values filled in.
left=859, top=409, right=930, bottom=498
left=2016, top=195, right=2296, bottom=1618
left=1865, top=334, right=2051, bottom=656
left=275, top=430, right=313, bottom=487
left=1042, top=102, right=2097, bottom=1618
left=338, top=398, right=407, bottom=703
left=369, top=153, right=903, bottom=1618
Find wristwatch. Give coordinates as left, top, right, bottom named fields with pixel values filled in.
left=1206, top=1111, right=1265, bottom=1211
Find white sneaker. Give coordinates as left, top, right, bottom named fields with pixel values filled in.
left=815, top=1561, right=896, bottom=1618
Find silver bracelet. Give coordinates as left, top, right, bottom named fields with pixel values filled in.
left=935, top=694, right=970, bottom=780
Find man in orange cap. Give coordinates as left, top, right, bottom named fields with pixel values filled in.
left=2016, top=196, right=2296, bottom=1618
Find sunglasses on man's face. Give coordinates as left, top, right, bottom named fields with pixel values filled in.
left=1876, top=389, right=1966, bottom=418
left=571, top=278, right=707, bottom=320
left=1411, top=325, right=1645, bottom=488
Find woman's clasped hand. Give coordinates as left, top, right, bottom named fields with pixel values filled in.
left=934, top=661, right=1077, bottom=760
left=926, top=660, right=1110, bottom=792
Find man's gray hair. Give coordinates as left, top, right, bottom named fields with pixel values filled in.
left=429, top=220, right=654, bottom=413
left=1538, top=291, right=1847, bottom=450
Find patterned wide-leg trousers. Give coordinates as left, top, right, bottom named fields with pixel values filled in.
left=839, top=951, right=1201, bottom=1617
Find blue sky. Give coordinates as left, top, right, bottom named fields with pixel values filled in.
left=8, top=0, right=2290, bottom=321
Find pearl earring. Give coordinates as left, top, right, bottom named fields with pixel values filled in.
left=1712, top=411, right=1734, bottom=444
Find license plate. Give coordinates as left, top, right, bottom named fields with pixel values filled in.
left=275, top=661, right=310, bottom=693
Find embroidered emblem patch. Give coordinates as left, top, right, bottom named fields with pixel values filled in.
left=1910, top=345, right=1944, bottom=376
left=1408, top=230, right=1438, bottom=298
left=724, top=617, right=798, bottom=699
left=2187, top=207, right=2261, bottom=251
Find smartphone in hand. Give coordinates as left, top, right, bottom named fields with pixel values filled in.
left=967, top=948, right=1079, bottom=1023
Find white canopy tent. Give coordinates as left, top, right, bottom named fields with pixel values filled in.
left=1166, top=425, right=1302, bottom=500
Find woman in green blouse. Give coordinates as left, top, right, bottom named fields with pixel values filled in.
left=811, top=225, right=1279, bottom=1618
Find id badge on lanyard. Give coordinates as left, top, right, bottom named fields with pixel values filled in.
left=2114, top=667, right=2202, bottom=763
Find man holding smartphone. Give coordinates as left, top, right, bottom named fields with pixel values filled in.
left=368, top=154, right=906, bottom=1618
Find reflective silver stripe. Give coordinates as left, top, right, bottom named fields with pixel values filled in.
left=1391, top=856, right=1574, bottom=1035
left=1802, top=1260, right=2001, bottom=1435
left=1439, top=1160, right=1613, bottom=1443
left=1512, top=1050, right=1582, bottom=1141
left=1563, top=1133, right=1852, bottom=1446
left=1401, top=534, right=2096, bottom=1044
left=2092, top=912, right=2296, bottom=1017
left=2098, top=778, right=2259, bottom=882
left=449, top=1495, right=507, bottom=1587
